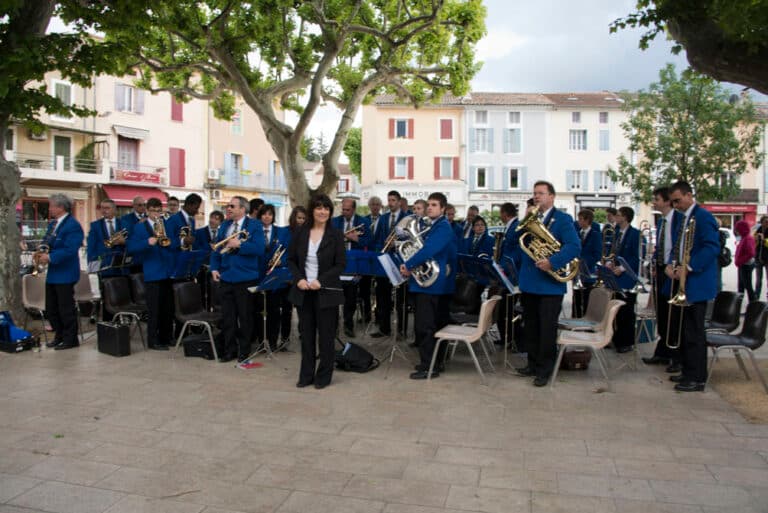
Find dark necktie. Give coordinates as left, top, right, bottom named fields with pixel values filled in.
left=658, top=219, right=666, bottom=265
left=579, top=229, right=586, bottom=242
left=106, top=219, right=113, bottom=237
left=264, top=227, right=270, bottom=246
left=389, top=214, right=395, bottom=232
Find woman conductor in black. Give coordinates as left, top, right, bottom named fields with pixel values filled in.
left=287, top=194, right=346, bottom=389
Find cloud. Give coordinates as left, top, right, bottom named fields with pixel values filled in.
left=475, top=29, right=528, bottom=62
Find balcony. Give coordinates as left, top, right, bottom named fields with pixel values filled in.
left=110, top=162, right=168, bottom=186
left=220, top=169, right=286, bottom=193
left=7, top=150, right=110, bottom=184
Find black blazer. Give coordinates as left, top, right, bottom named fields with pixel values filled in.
left=287, top=224, right=346, bottom=307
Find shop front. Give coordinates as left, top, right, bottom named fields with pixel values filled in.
left=701, top=203, right=757, bottom=230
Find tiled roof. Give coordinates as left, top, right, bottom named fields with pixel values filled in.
left=314, top=163, right=352, bottom=176
left=542, top=92, right=625, bottom=108
left=374, top=92, right=553, bottom=106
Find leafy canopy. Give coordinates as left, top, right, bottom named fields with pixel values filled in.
left=609, top=64, right=764, bottom=204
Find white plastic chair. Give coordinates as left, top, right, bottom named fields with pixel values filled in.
left=558, top=286, right=613, bottom=332
left=428, top=295, right=501, bottom=385
left=551, top=299, right=625, bottom=389
left=74, top=271, right=100, bottom=344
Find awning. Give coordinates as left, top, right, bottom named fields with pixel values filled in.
left=103, top=185, right=167, bottom=206
left=24, top=187, right=90, bottom=200
left=113, top=125, right=150, bottom=140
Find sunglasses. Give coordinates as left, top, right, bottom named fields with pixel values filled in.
left=226, top=204, right=239, bottom=209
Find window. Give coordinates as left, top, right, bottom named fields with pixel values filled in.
left=475, top=110, right=488, bottom=124
left=231, top=109, right=242, bottom=135
left=475, top=167, right=487, bottom=189
left=474, top=128, right=488, bottom=152
left=388, top=156, right=413, bottom=179
left=599, top=111, right=609, bottom=124
left=439, top=119, right=453, bottom=140
left=394, top=157, right=408, bottom=178
left=169, top=147, right=186, bottom=187
left=389, top=118, right=413, bottom=139
left=567, top=170, right=588, bottom=191
left=395, top=119, right=408, bottom=138
left=572, top=112, right=581, bottom=123
left=114, top=84, right=144, bottom=114
left=569, top=129, right=587, bottom=151
left=504, top=128, right=521, bottom=153
left=508, top=168, right=520, bottom=189
left=717, top=171, right=739, bottom=188
left=171, top=97, right=183, bottom=122
left=4, top=129, right=13, bottom=151
left=337, top=179, right=349, bottom=193
left=53, top=136, right=71, bottom=171
left=230, top=153, right=242, bottom=173
left=508, top=111, right=521, bottom=124
left=596, top=170, right=611, bottom=191
left=117, top=136, right=139, bottom=169
left=51, top=79, right=72, bottom=121
left=599, top=130, right=610, bottom=151
left=439, top=157, right=453, bottom=179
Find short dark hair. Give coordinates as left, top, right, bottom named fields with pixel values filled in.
left=670, top=180, right=693, bottom=195
left=257, top=204, right=276, bottom=221
left=184, top=193, right=202, bottom=207
left=342, top=198, right=357, bottom=210
left=147, top=198, right=163, bottom=209
left=308, top=194, right=334, bottom=228
left=414, top=199, right=427, bottom=208
left=500, top=202, right=518, bottom=217
left=618, top=206, right=635, bottom=223
left=533, top=180, right=555, bottom=195
left=427, top=192, right=447, bottom=209
left=468, top=205, right=479, bottom=213
left=250, top=198, right=265, bottom=215
left=387, top=190, right=401, bottom=201
left=472, top=215, right=487, bottom=229
left=168, top=196, right=179, bottom=204
left=652, top=186, right=670, bottom=201
left=445, top=203, right=456, bottom=212
left=578, top=209, right=594, bottom=223
left=210, top=210, right=224, bottom=222
left=605, top=207, right=618, bottom=216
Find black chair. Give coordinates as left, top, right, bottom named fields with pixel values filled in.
left=706, top=301, right=768, bottom=394
left=102, top=276, right=147, bottom=348
left=449, top=274, right=482, bottom=325
left=129, top=273, right=148, bottom=310
left=705, top=291, right=744, bottom=333
left=172, top=281, right=223, bottom=360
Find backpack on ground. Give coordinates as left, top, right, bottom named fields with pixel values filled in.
left=334, top=340, right=379, bottom=372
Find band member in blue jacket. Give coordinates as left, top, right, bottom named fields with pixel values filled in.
left=210, top=196, right=266, bottom=362
left=258, top=204, right=291, bottom=350
left=399, top=192, right=457, bottom=379
left=165, top=193, right=202, bottom=265
left=516, top=181, right=581, bottom=386
left=496, top=202, right=520, bottom=348
left=87, top=199, right=127, bottom=321
left=445, top=204, right=464, bottom=242
left=121, top=196, right=148, bottom=273
left=359, top=196, right=384, bottom=327
left=666, top=181, right=719, bottom=392
left=331, top=198, right=371, bottom=338
left=643, top=187, right=682, bottom=371
left=126, top=198, right=176, bottom=350
left=38, top=194, right=84, bottom=350
left=372, top=190, right=409, bottom=338
left=572, top=209, right=602, bottom=318
left=605, top=206, right=641, bottom=353
left=193, top=210, right=223, bottom=310
left=461, top=216, right=494, bottom=257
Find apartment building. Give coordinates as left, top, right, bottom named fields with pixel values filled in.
left=304, top=162, right=361, bottom=203
left=361, top=95, right=466, bottom=213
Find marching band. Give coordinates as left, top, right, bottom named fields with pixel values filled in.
left=35, top=177, right=723, bottom=391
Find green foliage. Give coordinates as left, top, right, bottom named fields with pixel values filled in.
left=608, top=64, right=764, bottom=203
left=480, top=209, right=501, bottom=227
left=592, top=209, right=607, bottom=225
left=343, top=127, right=362, bottom=180
left=300, top=135, right=322, bottom=162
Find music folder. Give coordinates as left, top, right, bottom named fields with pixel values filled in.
left=90, top=251, right=133, bottom=274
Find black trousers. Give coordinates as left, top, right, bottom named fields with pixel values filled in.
left=414, top=293, right=451, bottom=368
left=680, top=301, right=708, bottom=383
left=297, top=291, right=338, bottom=386
left=45, top=282, right=78, bottom=345
left=572, top=285, right=593, bottom=318
left=342, top=281, right=358, bottom=330
left=144, top=279, right=174, bottom=347
left=653, top=267, right=680, bottom=361
left=738, top=263, right=757, bottom=302
left=196, top=268, right=213, bottom=311
left=496, top=292, right=522, bottom=350
left=358, top=276, right=373, bottom=323
left=521, top=293, right=562, bottom=379
left=612, top=292, right=637, bottom=349
left=265, top=287, right=290, bottom=347
left=252, top=291, right=265, bottom=343
left=279, top=289, right=292, bottom=340
left=219, top=280, right=257, bottom=358
left=375, top=278, right=407, bottom=335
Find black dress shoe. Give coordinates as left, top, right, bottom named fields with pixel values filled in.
left=642, top=356, right=669, bottom=365
left=515, top=366, right=536, bottom=377
left=314, top=382, right=329, bottom=389
left=616, top=345, right=634, bottom=354
left=414, top=363, right=445, bottom=373
left=148, top=344, right=170, bottom=351
left=46, top=340, right=63, bottom=348
left=54, top=343, right=79, bottom=351
left=674, top=381, right=705, bottom=392
left=533, top=375, right=549, bottom=387
left=666, top=362, right=682, bottom=373
left=296, top=381, right=314, bottom=388
left=669, top=374, right=685, bottom=383
left=410, top=370, right=439, bottom=379
left=218, top=355, right=235, bottom=363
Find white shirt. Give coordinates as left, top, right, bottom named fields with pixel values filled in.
left=662, top=209, right=675, bottom=265
left=388, top=210, right=401, bottom=231
left=52, top=213, right=68, bottom=235
left=228, top=217, right=243, bottom=237
left=538, top=207, right=553, bottom=224
left=678, top=202, right=697, bottom=262
left=504, top=217, right=517, bottom=234
left=305, top=237, right=321, bottom=283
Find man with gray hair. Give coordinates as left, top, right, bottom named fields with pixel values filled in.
left=38, top=194, right=84, bottom=350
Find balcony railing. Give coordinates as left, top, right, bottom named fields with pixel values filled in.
left=110, top=162, right=168, bottom=186
left=221, top=169, right=286, bottom=192
left=9, top=151, right=104, bottom=174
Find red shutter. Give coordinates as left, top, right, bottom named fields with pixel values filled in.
left=434, top=157, right=440, bottom=180
left=408, top=119, right=414, bottom=139
left=389, top=119, right=395, bottom=139
left=169, top=147, right=186, bottom=187
left=407, top=157, right=414, bottom=180
left=440, top=119, right=452, bottom=139
left=452, top=157, right=459, bottom=180
left=171, top=97, right=183, bottom=121
left=389, top=156, right=395, bottom=179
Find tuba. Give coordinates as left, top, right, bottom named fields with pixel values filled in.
left=394, top=215, right=440, bottom=287
left=516, top=209, right=579, bottom=283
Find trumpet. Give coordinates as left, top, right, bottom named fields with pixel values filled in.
left=31, top=243, right=50, bottom=277
left=212, top=229, right=248, bottom=254
left=267, top=243, right=285, bottom=274
left=153, top=217, right=171, bottom=247
left=104, top=229, right=128, bottom=248
left=179, top=226, right=193, bottom=251
left=666, top=218, right=696, bottom=349
left=381, top=229, right=398, bottom=253
left=344, top=224, right=365, bottom=236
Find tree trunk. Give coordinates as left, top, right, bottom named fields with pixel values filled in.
left=0, top=156, right=23, bottom=321
left=280, top=148, right=339, bottom=208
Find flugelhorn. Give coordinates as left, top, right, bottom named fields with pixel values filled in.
left=344, top=224, right=365, bottom=236
left=104, top=229, right=128, bottom=248
left=516, top=209, right=579, bottom=283
left=213, top=229, right=248, bottom=254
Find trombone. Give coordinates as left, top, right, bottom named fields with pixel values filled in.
left=594, top=224, right=615, bottom=288
left=666, top=218, right=696, bottom=349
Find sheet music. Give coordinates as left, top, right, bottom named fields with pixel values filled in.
left=378, top=254, right=406, bottom=286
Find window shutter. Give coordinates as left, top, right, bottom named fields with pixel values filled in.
left=566, top=170, right=574, bottom=190
left=135, top=90, right=145, bottom=114
left=610, top=175, right=616, bottom=192
left=440, top=119, right=453, bottom=140
left=171, top=97, right=183, bottom=121
left=452, top=157, right=459, bottom=180
left=487, top=128, right=494, bottom=153
left=511, top=129, right=521, bottom=153
left=114, top=84, right=124, bottom=111
left=593, top=170, right=599, bottom=192
left=520, top=167, right=527, bottom=190
left=389, top=119, right=395, bottom=139
left=487, top=166, right=494, bottom=190
left=408, top=119, right=414, bottom=139
left=169, top=148, right=186, bottom=187
left=469, top=129, right=475, bottom=153
left=434, top=157, right=440, bottom=180
left=503, top=129, right=510, bottom=153
left=223, top=152, right=233, bottom=183
left=389, top=157, right=395, bottom=179
left=407, top=157, right=414, bottom=180
left=242, top=156, right=250, bottom=187
left=501, top=167, right=509, bottom=190
left=469, top=167, right=476, bottom=190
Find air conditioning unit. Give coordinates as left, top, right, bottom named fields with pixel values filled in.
left=207, top=168, right=221, bottom=180
left=28, top=131, right=47, bottom=141
left=211, top=189, right=222, bottom=200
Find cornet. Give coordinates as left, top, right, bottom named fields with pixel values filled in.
left=344, top=224, right=365, bottom=236
left=104, top=229, right=128, bottom=248
left=153, top=217, right=171, bottom=247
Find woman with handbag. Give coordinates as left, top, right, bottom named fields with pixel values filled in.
left=287, top=194, right=346, bottom=389
left=735, top=220, right=757, bottom=303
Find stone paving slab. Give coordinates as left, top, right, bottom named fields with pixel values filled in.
left=1, top=328, right=767, bottom=513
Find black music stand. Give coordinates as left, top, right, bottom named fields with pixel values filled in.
left=246, top=266, right=293, bottom=360
left=489, top=256, right=523, bottom=371
left=573, top=260, right=594, bottom=318
left=375, top=252, right=412, bottom=378
left=344, top=250, right=386, bottom=335
left=90, top=251, right=133, bottom=274
left=170, top=250, right=208, bottom=281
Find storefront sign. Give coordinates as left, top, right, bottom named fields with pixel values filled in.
left=114, top=169, right=162, bottom=184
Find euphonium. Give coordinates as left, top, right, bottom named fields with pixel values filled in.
left=516, top=210, right=579, bottom=283
left=395, top=215, right=440, bottom=287
left=153, top=217, right=171, bottom=247
left=267, top=243, right=285, bottom=274
left=104, top=229, right=128, bottom=248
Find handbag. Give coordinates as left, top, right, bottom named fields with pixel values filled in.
left=335, top=341, right=379, bottom=372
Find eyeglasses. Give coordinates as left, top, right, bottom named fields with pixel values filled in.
left=134, top=203, right=146, bottom=206
left=226, top=204, right=238, bottom=209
